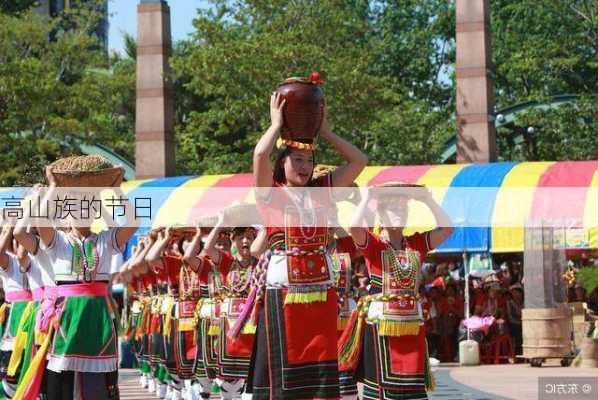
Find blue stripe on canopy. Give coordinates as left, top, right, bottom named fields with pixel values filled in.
left=436, top=162, right=516, bottom=253
left=123, top=175, right=194, bottom=258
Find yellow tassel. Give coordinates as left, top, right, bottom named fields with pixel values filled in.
left=0, top=303, right=9, bottom=325
left=337, top=316, right=349, bottom=331
left=7, top=301, right=34, bottom=376
left=34, top=329, right=47, bottom=347
left=207, top=323, right=220, bottom=336
left=427, top=367, right=437, bottom=392
left=13, top=324, right=54, bottom=400
left=241, top=321, right=257, bottom=335
left=284, top=290, right=328, bottom=305
left=161, top=297, right=175, bottom=337
left=377, top=319, right=422, bottom=337
left=178, top=318, right=196, bottom=332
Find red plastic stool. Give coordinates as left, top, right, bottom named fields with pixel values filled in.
left=491, top=334, right=514, bottom=364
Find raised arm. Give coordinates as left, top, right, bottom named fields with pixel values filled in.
left=16, top=244, right=31, bottom=272
left=37, top=168, right=59, bottom=247
left=130, top=238, right=152, bottom=275
left=14, top=185, right=43, bottom=254
left=250, top=227, right=267, bottom=257
left=349, top=187, right=372, bottom=247
left=320, top=109, right=368, bottom=188
left=112, top=178, right=141, bottom=251
left=0, top=225, right=13, bottom=269
left=182, top=223, right=205, bottom=272
left=419, top=191, right=453, bottom=250
left=145, top=228, right=171, bottom=270
left=253, top=93, right=285, bottom=196
left=200, top=213, right=226, bottom=264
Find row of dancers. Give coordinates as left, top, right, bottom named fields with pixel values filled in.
left=0, top=91, right=453, bottom=400
left=118, top=92, right=453, bottom=400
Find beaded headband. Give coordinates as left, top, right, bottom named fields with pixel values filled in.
left=277, top=138, right=316, bottom=151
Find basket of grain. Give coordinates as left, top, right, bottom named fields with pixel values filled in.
left=223, top=202, right=262, bottom=227
left=48, top=155, right=124, bottom=187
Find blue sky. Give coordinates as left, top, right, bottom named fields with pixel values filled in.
left=108, top=0, right=208, bottom=54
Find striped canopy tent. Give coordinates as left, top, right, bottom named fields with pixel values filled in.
left=120, top=160, right=598, bottom=255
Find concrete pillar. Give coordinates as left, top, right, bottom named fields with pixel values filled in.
left=135, top=0, right=175, bottom=179
left=455, top=0, right=497, bottom=163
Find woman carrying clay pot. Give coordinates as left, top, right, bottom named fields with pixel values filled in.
left=246, top=74, right=367, bottom=399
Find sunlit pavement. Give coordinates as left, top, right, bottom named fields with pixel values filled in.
left=119, top=362, right=598, bottom=400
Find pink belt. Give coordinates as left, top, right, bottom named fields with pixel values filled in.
left=32, top=288, right=45, bottom=301
left=5, top=290, right=32, bottom=302
left=37, top=282, right=109, bottom=333
left=57, top=282, right=109, bottom=298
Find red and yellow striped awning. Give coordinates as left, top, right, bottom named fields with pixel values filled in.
left=121, top=161, right=597, bottom=253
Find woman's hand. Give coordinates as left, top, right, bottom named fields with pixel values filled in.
left=412, top=188, right=433, bottom=202
left=45, top=166, right=57, bottom=187
left=270, top=92, right=285, bottom=130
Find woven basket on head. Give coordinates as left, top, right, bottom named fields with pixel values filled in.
left=373, top=181, right=425, bottom=202
left=170, top=226, right=196, bottom=240
left=223, top=202, right=262, bottom=227
left=49, top=155, right=123, bottom=187
left=196, top=215, right=218, bottom=229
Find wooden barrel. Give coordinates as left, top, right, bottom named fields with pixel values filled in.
left=522, top=307, right=572, bottom=358
left=580, top=338, right=598, bottom=368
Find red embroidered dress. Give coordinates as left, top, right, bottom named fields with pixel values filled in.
left=194, top=256, right=221, bottom=381
left=338, top=230, right=435, bottom=399
left=216, top=251, right=257, bottom=380
left=249, top=175, right=340, bottom=400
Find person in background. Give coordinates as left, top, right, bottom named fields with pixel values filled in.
left=510, top=261, right=523, bottom=285
left=424, top=286, right=443, bottom=360
left=507, top=283, right=524, bottom=357
left=439, top=283, right=464, bottom=362
left=573, top=285, right=587, bottom=303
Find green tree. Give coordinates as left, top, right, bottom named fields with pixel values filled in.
left=0, top=7, right=135, bottom=185
left=172, top=0, right=455, bottom=174
left=490, top=0, right=597, bottom=160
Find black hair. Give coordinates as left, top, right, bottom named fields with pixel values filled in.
left=231, top=227, right=256, bottom=239
left=272, top=146, right=315, bottom=185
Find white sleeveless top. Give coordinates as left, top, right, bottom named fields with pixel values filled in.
left=0, top=254, right=29, bottom=293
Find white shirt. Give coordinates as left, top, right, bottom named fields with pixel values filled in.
left=27, top=251, right=56, bottom=290
left=44, top=228, right=123, bottom=282
left=111, top=252, right=124, bottom=276
left=0, top=254, right=29, bottom=293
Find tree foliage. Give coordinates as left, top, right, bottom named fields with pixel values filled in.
left=1, top=0, right=596, bottom=184
left=0, top=3, right=135, bottom=185
left=172, top=0, right=454, bottom=174
left=490, top=0, right=597, bottom=161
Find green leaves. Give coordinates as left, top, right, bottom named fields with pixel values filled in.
left=172, top=0, right=454, bottom=173
left=0, top=7, right=135, bottom=185
left=1, top=0, right=596, bottom=184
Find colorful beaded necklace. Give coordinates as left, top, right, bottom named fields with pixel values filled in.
left=71, top=237, right=99, bottom=282
left=383, top=247, right=418, bottom=290
left=179, top=263, right=199, bottom=300
left=227, top=257, right=254, bottom=296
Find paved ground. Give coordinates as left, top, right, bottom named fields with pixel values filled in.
left=119, top=362, right=598, bottom=400
left=430, top=365, right=508, bottom=400
left=448, top=361, right=598, bottom=400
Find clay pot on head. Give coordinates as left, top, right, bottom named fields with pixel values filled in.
left=276, top=73, right=325, bottom=143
